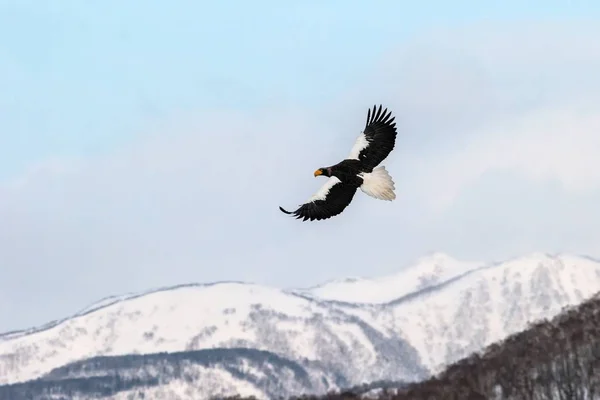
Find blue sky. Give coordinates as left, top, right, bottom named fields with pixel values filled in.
left=2, top=0, right=598, bottom=178
left=2, top=1, right=600, bottom=332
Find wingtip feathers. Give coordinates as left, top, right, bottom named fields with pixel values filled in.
left=279, top=206, right=293, bottom=215
left=365, top=104, right=395, bottom=128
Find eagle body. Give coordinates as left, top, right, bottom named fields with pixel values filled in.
left=280, top=105, right=398, bottom=221
left=321, top=159, right=365, bottom=186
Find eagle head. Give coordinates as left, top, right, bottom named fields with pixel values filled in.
left=314, top=167, right=331, bottom=177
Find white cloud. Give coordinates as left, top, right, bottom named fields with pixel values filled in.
left=329, top=21, right=600, bottom=211
left=2, top=21, right=600, bottom=332
left=416, top=107, right=600, bottom=211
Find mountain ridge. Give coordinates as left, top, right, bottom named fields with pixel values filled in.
left=294, top=252, right=483, bottom=304
left=0, top=253, right=476, bottom=340
left=2, top=251, right=600, bottom=399
left=5, top=251, right=594, bottom=341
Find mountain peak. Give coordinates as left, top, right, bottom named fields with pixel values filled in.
left=297, top=252, right=483, bottom=304
left=415, top=251, right=458, bottom=263
left=405, top=252, right=480, bottom=278
left=1, top=251, right=600, bottom=400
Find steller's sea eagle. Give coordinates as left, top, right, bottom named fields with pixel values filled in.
left=279, top=104, right=398, bottom=221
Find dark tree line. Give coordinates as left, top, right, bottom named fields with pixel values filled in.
left=388, top=292, right=600, bottom=400
left=0, top=347, right=310, bottom=400
left=0, top=375, right=157, bottom=400
left=226, top=292, right=600, bottom=400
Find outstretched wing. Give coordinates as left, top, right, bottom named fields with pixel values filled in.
left=347, top=104, right=397, bottom=170
left=279, top=177, right=358, bottom=221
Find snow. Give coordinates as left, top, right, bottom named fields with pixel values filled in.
left=385, top=252, right=600, bottom=372
left=0, top=281, right=391, bottom=386
left=75, top=293, right=137, bottom=316
left=298, top=252, right=483, bottom=304
left=1, top=251, right=600, bottom=399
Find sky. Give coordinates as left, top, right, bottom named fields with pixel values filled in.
left=1, top=1, right=600, bottom=332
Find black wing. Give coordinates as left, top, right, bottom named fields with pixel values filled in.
left=347, top=104, right=397, bottom=170
left=279, top=177, right=358, bottom=221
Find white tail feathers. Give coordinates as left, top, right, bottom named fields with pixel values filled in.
left=359, top=166, right=396, bottom=201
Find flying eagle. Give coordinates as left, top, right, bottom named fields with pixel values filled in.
left=279, top=104, right=398, bottom=221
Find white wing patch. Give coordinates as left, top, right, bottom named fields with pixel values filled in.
left=347, top=132, right=370, bottom=160
left=307, top=176, right=342, bottom=202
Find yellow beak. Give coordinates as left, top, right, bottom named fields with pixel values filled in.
left=314, top=169, right=323, bottom=177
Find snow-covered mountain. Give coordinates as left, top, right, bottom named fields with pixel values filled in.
left=296, top=252, right=483, bottom=304
left=376, top=252, right=600, bottom=371
left=1, top=252, right=600, bottom=400
left=0, top=281, right=427, bottom=391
